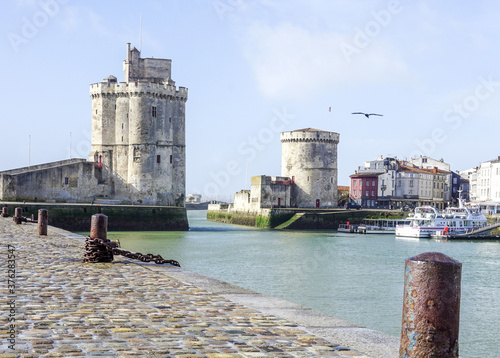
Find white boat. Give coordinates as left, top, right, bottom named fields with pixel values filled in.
left=338, top=218, right=410, bottom=234
left=395, top=201, right=488, bottom=238
left=357, top=218, right=410, bottom=234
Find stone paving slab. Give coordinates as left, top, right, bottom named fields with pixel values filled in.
left=0, top=218, right=398, bottom=357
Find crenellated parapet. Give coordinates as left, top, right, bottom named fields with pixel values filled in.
left=89, top=81, right=188, bottom=101
left=280, top=129, right=339, bottom=144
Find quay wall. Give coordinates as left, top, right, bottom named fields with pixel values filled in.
left=207, top=204, right=403, bottom=229
left=0, top=202, right=188, bottom=232
left=207, top=207, right=296, bottom=228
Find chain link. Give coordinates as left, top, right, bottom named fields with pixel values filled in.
left=84, top=236, right=180, bottom=267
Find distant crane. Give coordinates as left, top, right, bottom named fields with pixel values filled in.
left=352, top=112, right=383, bottom=118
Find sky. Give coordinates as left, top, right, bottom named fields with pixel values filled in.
left=2, top=0, right=500, bottom=201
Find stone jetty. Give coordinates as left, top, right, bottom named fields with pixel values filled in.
left=0, top=218, right=398, bottom=357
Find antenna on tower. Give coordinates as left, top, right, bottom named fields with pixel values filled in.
left=139, top=13, right=142, bottom=52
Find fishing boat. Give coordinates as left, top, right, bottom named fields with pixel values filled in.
left=395, top=201, right=488, bottom=238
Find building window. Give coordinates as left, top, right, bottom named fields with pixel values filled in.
left=152, top=106, right=157, bottom=117
left=366, top=191, right=369, bottom=196
left=367, top=181, right=370, bottom=187
left=410, top=180, right=414, bottom=187
left=371, top=190, right=374, bottom=196
left=64, top=177, right=69, bottom=185
left=372, top=180, right=375, bottom=186
left=170, top=155, right=173, bottom=164
left=169, top=117, right=172, bottom=123
left=157, top=155, right=161, bottom=164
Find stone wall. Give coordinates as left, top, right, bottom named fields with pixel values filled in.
left=0, top=160, right=103, bottom=203
left=0, top=202, right=188, bottom=231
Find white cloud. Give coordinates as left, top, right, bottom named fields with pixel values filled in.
left=241, top=21, right=410, bottom=100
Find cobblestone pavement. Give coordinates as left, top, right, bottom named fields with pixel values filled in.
left=0, top=218, right=368, bottom=358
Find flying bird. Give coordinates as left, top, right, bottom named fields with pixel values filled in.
left=352, top=112, right=383, bottom=118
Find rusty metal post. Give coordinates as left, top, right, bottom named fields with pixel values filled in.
left=90, top=213, right=108, bottom=241
left=13, top=207, right=23, bottom=224
left=400, top=252, right=462, bottom=358
left=1, top=207, right=8, bottom=217
left=84, top=213, right=113, bottom=263
left=37, top=209, right=48, bottom=236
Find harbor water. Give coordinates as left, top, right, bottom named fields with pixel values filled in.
left=108, top=210, right=500, bottom=358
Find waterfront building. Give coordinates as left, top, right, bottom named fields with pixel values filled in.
left=462, top=156, right=500, bottom=213
left=349, top=156, right=452, bottom=209
left=0, top=43, right=187, bottom=206
left=349, top=172, right=379, bottom=208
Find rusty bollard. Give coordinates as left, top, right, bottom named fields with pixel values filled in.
left=38, top=209, right=48, bottom=236
left=84, top=213, right=113, bottom=263
left=1, top=207, right=8, bottom=217
left=13, top=207, right=23, bottom=224
left=400, top=252, right=462, bottom=358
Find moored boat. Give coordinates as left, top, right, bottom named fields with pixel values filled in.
left=396, top=201, right=488, bottom=238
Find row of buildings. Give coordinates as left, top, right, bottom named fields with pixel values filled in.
left=349, top=155, right=500, bottom=213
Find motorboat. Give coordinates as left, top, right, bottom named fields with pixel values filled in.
left=396, top=201, right=488, bottom=238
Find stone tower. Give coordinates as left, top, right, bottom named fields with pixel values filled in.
left=89, top=43, right=188, bottom=206
left=281, top=128, right=340, bottom=208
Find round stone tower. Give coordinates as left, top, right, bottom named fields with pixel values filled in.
left=89, top=43, right=187, bottom=206
left=280, top=128, right=340, bottom=208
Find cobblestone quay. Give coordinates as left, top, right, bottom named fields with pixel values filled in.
left=0, top=218, right=398, bottom=357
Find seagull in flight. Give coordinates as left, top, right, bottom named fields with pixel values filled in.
left=352, top=112, right=383, bottom=118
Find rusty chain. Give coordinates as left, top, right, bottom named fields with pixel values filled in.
left=84, top=236, right=180, bottom=267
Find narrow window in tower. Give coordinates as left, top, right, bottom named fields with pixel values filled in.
left=152, top=106, right=157, bottom=117
left=121, top=136, right=123, bottom=142
left=157, top=155, right=161, bottom=164
left=170, top=155, right=173, bottom=164
left=169, top=117, right=172, bottom=123
left=95, top=109, right=98, bottom=114
left=122, top=123, right=124, bottom=129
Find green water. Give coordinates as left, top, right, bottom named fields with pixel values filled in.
left=107, top=210, right=500, bottom=358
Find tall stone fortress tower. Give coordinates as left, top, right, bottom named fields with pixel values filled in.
left=89, top=43, right=188, bottom=206
left=281, top=128, right=340, bottom=208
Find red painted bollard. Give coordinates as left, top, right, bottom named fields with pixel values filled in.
left=13, top=207, right=23, bottom=224
left=38, top=209, right=48, bottom=236
left=400, top=252, right=462, bottom=358
left=1, top=207, right=8, bottom=217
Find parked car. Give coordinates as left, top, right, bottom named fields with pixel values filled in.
left=345, top=202, right=362, bottom=210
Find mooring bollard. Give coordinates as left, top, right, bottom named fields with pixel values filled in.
left=84, top=213, right=113, bottom=263
left=1, top=207, right=8, bottom=217
left=400, top=252, right=462, bottom=358
left=13, top=207, right=23, bottom=224
left=37, top=209, right=48, bottom=236
left=91, top=213, right=108, bottom=241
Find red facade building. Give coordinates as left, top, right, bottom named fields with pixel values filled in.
left=349, top=173, right=379, bottom=207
